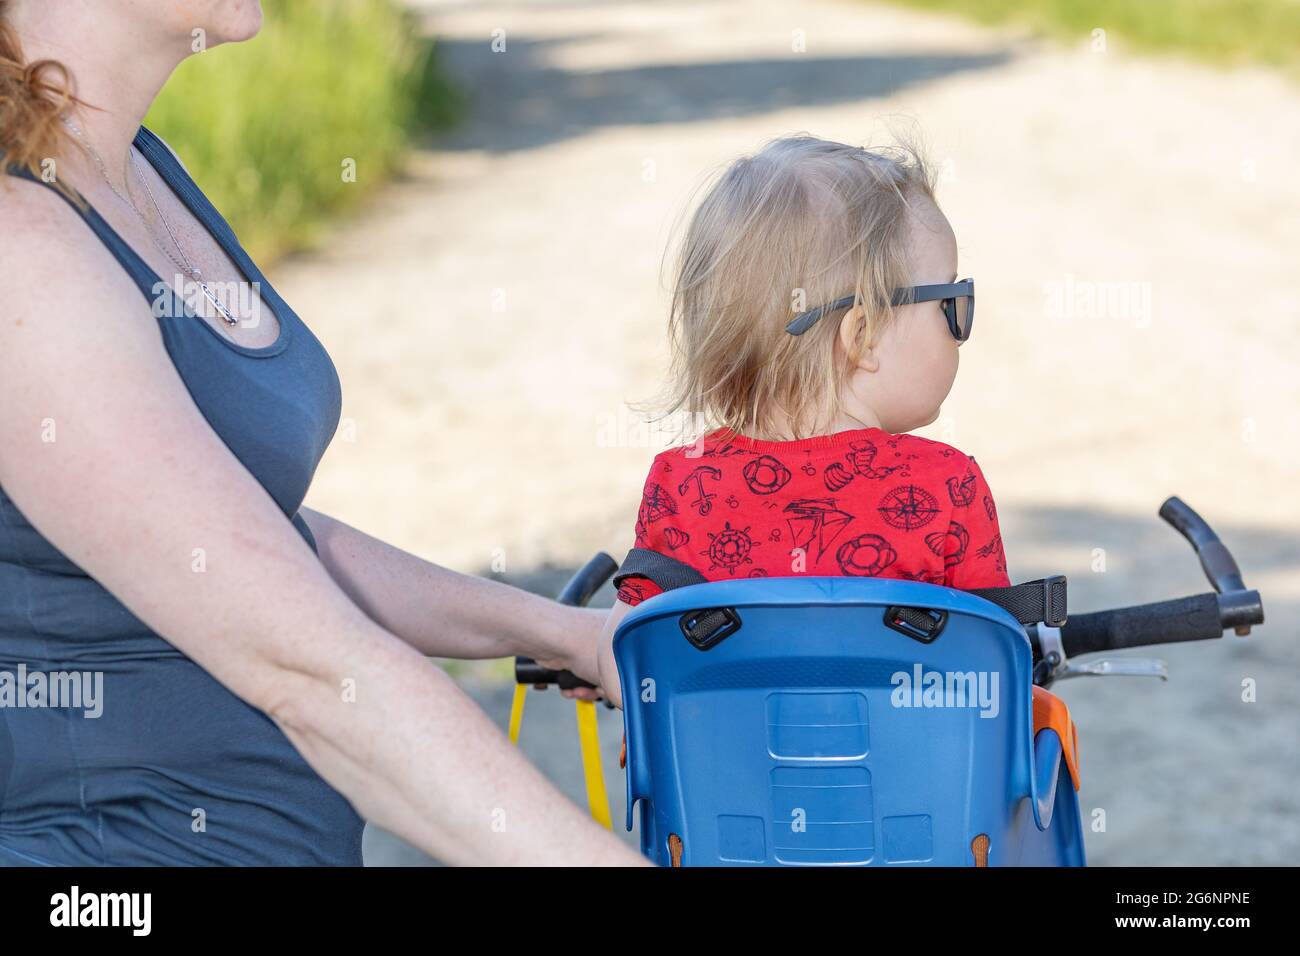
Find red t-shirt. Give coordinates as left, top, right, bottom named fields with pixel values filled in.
left=616, top=427, right=1011, bottom=606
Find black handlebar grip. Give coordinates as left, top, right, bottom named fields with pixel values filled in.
left=556, top=552, right=620, bottom=609
left=1159, top=497, right=1247, bottom=593
left=514, top=659, right=597, bottom=690
left=1061, top=592, right=1223, bottom=657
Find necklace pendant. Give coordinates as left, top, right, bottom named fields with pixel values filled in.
left=200, top=281, right=239, bottom=326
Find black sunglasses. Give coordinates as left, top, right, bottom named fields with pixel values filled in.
left=785, top=278, right=975, bottom=343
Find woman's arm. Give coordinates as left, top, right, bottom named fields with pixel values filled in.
left=0, top=184, right=644, bottom=866
left=300, top=508, right=602, bottom=682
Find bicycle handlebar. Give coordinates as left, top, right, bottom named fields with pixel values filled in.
left=514, top=552, right=619, bottom=690
left=1050, top=497, right=1264, bottom=659
left=555, top=552, right=620, bottom=608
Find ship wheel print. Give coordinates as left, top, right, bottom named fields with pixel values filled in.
left=877, top=484, right=940, bottom=530
left=701, top=522, right=758, bottom=575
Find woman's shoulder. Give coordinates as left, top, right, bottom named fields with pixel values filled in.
left=0, top=175, right=162, bottom=360
left=0, top=171, right=83, bottom=237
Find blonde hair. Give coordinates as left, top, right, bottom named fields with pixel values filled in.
left=662, top=134, right=937, bottom=440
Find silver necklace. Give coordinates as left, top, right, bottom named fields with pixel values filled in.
left=60, top=117, right=240, bottom=326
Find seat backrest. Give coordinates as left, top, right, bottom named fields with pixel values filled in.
left=613, top=576, right=1043, bottom=866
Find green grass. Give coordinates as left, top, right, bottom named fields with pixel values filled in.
left=883, top=0, right=1300, bottom=71
left=145, top=0, right=464, bottom=261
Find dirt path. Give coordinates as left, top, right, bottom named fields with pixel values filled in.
left=277, top=0, right=1300, bottom=865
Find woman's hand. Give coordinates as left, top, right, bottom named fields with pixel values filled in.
left=534, top=607, right=605, bottom=701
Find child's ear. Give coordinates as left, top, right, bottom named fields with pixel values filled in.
left=838, top=306, right=881, bottom=372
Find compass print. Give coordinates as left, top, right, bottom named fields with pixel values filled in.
left=877, top=484, right=940, bottom=531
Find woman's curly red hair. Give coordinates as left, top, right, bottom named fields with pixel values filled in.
left=0, top=0, right=82, bottom=198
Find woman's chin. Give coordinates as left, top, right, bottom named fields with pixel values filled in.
left=217, top=2, right=265, bottom=44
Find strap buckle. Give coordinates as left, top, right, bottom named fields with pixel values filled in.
left=679, top=607, right=742, bottom=650
left=1042, top=575, right=1068, bottom=628
left=884, top=605, right=948, bottom=643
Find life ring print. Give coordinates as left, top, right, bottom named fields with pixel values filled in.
left=877, top=484, right=940, bottom=530
left=836, top=533, right=898, bottom=577
left=742, top=454, right=791, bottom=495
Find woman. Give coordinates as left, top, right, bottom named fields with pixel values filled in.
left=0, top=0, right=641, bottom=866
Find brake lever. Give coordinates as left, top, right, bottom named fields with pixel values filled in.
left=1032, top=622, right=1169, bottom=685
left=1055, top=657, right=1169, bottom=681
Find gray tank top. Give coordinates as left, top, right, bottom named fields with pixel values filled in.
left=0, top=127, right=363, bottom=864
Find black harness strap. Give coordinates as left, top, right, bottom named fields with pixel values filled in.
left=616, top=548, right=1068, bottom=643
left=880, top=575, right=1067, bottom=641
left=614, top=547, right=708, bottom=592
left=969, top=576, right=1068, bottom=628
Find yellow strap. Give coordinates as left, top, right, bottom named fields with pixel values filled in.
left=508, top=682, right=527, bottom=746
left=510, top=682, right=612, bottom=829
left=575, top=699, right=613, bottom=829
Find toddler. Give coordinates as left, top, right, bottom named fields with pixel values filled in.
left=595, top=135, right=1010, bottom=706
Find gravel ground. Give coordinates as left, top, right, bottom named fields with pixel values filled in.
left=275, top=0, right=1300, bottom=865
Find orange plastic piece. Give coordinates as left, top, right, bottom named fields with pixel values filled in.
left=619, top=732, right=627, bottom=770
left=1032, top=686, right=1080, bottom=790
left=668, top=834, right=684, bottom=867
